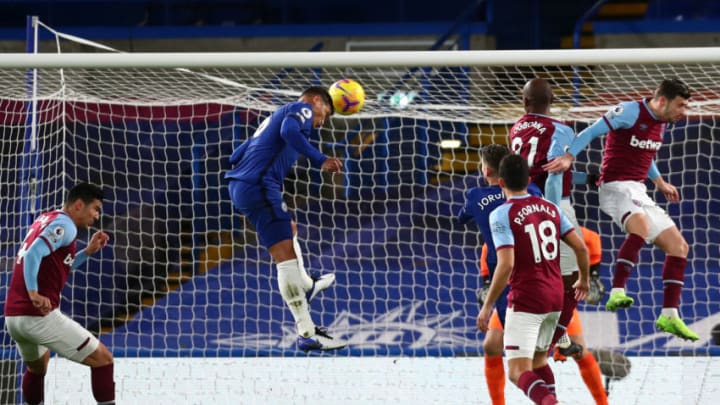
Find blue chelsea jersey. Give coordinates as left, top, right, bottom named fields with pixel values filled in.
left=225, top=101, right=326, bottom=189
left=457, top=182, right=543, bottom=266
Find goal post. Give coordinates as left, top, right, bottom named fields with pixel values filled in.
left=1, top=24, right=719, bottom=402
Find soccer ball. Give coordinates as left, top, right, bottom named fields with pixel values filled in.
left=328, top=79, right=365, bottom=115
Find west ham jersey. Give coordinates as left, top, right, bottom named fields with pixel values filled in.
left=489, top=195, right=574, bottom=314
left=458, top=182, right=543, bottom=267
left=510, top=113, right=574, bottom=197
left=224, top=101, right=326, bottom=189
left=600, top=99, right=665, bottom=183
left=5, top=211, right=78, bottom=316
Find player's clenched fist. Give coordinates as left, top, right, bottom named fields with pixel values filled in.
left=321, top=157, right=343, bottom=173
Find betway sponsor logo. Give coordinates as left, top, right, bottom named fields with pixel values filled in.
left=630, top=134, right=662, bottom=150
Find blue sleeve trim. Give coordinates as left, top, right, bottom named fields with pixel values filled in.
left=547, top=124, right=575, bottom=159
left=571, top=171, right=588, bottom=185
left=73, top=250, right=89, bottom=269
left=648, top=160, right=660, bottom=180
left=568, top=118, right=610, bottom=157
left=545, top=173, right=563, bottom=205
left=23, top=238, right=52, bottom=291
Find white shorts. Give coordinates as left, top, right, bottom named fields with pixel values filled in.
left=599, top=180, right=676, bottom=243
left=558, top=199, right=581, bottom=276
left=503, top=307, right=560, bottom=360
left=5, top=309, right=100, bottom=363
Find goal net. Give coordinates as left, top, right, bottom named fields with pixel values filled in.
left=1, top=20, right=719, bottom=404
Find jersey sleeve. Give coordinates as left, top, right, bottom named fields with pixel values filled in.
left=281, top=104, right=327, bottom=167
left=22, top=238, right=51, bottom=291
left=23, top=216, right=77, bottom=291
left=38, top=216, right=78, bottom=252
left=557, top=205, right=575, bottom=237
left=602, top=101, right=640, bottom=131
left=489, top=204, right=514, bottom=251
left=457, top=190, right=475, bottom=224
left=547, top=124, right=575, bottom=160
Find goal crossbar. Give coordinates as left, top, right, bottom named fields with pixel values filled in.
left=2, top=47, right=720, bottom=68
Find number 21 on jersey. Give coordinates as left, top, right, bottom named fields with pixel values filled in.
left=511, top=136, right=539, bottom=167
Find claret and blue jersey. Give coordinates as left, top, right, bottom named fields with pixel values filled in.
left=568, top=99, right=665, bottom=183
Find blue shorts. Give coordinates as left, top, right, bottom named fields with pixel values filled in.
left=228, top=180, right=293, bottom=249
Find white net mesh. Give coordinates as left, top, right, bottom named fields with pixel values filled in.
left=1, top=22, right=719, bottom=404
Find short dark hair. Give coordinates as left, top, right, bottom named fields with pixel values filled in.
left=480, top=144, right=511, bottom=176
left=655, top=79, right=691, bottom=101
left=302, top=86, right=334, bottom=115
left=66, top=183, right=104, bottom=205
left=498, top=154, right=529, bottom=191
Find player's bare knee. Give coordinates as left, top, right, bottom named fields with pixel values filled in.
left=507, top=368, right=522, bottom=385
left=624, top=213, right=649, bottom=237
left=483, top=330, right=504, bottom=356
left=483, top=340, right=503, bottom=357
left=83, top=343, right=113, bottom=367
left=670, top=238, right=689, bottom=257
left=268, top=239, right=296, bottom=263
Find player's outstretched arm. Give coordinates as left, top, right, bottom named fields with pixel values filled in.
left=543, top=118, right=610, bottom=174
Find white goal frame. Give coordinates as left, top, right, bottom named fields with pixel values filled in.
left=2, top=47, right=719, bottom=405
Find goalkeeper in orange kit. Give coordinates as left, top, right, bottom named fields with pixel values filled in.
left=479, top=225, right=608, bottom=405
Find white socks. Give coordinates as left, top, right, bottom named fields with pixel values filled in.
left=661, top=307, right=679, bottom=319
left=277, top=259, right=314, bottom=337
left=292, top=235, right=314, bottom=288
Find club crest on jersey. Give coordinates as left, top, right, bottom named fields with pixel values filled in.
left=606, top=104, right=624, bottom=118
left=47, top=226, right=65, bottom=243
left=281, top=202, right=288, bottom=213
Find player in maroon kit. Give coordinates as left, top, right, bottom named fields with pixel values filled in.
left=510, top=77, right=587, bottom=358
left=478, top=154, right=590, bottom=405
left=4, top=183, right=115, bottom=405
left=544, top=79, right=697, bottom=341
